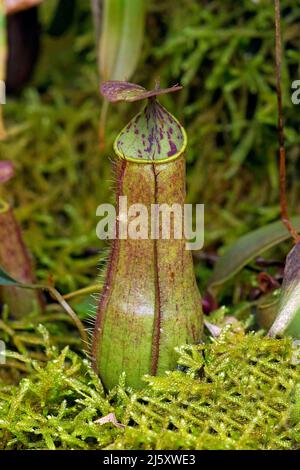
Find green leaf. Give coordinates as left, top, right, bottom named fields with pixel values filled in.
left=0, top=266, right=21, bottom=286
left=99, top=0, right=145, bottom=82
left=208, top=216, right=300, bottom=290
left=97, top=0, right=146, bottom=146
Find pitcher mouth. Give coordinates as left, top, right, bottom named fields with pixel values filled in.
left=113, top=98, right=187, bottom=164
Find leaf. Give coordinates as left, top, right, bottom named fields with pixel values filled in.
left=269, top=242, right=300, bottom=338
left=208, top=216, right=300, bottom=290
left=97, top=0, right=146, bottom=147
left=0, top=266, right=20, bottom=286
left=98, top=0, right=123, bottom=81
left=99, top=0, right=145, bottom=82
left=99, top=0, right=145, bottom=80
left=100, top=80, right=182, bottom=103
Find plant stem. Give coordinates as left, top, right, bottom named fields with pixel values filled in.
left=63, top=284, right=102, bottom=301
left=19, top=282, right=89, bottom=348
left=46, top=286, right=89, bottom=349
left=98, top=100, right=108, bottom=150
left=274, top=0, right=300, bottom=242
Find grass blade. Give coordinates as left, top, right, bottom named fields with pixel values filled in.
left=209, top=216, right=300, bottom=290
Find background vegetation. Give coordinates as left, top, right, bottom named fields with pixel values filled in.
left=0, top=0, right=300, bottom=449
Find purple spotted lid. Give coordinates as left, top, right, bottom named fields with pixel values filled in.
left=101, top=80, right=186, bottom=163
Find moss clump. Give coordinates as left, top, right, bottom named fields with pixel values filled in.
left=0, top=326, right=300, bottom=450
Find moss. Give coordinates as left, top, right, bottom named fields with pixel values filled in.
left=0, top=325, right=299, bottom=450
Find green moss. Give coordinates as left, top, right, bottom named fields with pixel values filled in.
left=0, top=326, right=300, bottom=450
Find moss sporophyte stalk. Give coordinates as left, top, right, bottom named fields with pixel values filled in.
left=92, top=81, right=203, bottom=390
